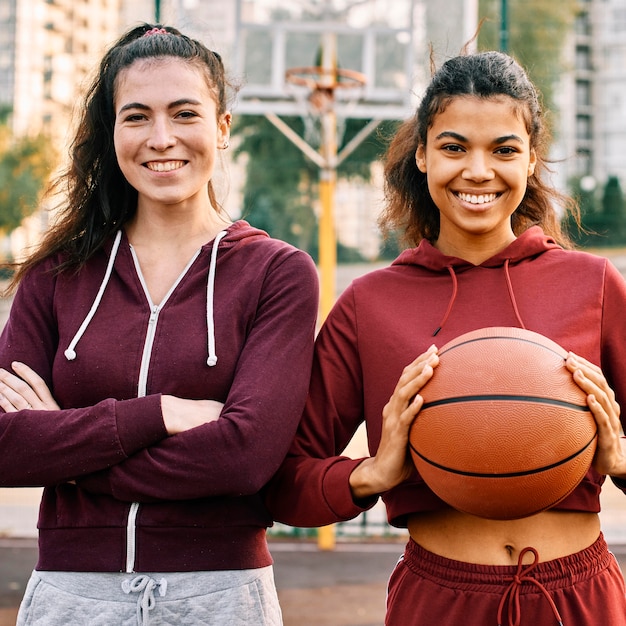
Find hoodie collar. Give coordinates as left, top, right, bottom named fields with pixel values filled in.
left=63, top=222, right=264, bottom=366
left=392, top=226, right=561, bottom=273
left=393, top=226, right=562, bottom=336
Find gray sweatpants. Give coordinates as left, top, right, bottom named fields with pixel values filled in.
left=16, top=567, right=283, bottom=625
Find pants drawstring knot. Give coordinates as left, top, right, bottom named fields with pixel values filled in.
left=497, top=547, right=563, bottom=626
left=122, top=575, right=168, bottom=626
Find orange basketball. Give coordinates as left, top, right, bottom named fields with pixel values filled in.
left=408, top=327, right=597, bottom=520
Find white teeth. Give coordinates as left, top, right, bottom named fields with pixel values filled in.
left=458, top=192, right=497, bottom=204
left=146, top=161, right=185, bottom=172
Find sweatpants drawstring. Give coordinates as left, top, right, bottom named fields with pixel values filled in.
left=497, top=547, right=563, bottom=626
left=122, top=575, right=168, bottom=626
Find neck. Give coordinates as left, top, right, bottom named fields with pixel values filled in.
left=127, top=201, right=232, bottom=248
left=435, top=232, right=516, bottom=265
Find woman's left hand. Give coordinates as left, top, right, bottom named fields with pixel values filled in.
left=566, top=352, right=626, bottom=477
left=0, top=362, right=60, bottom=412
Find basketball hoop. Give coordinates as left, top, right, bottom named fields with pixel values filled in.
left=285, top=66, right=367, bottom=147
left=285, top=66, right=366, bottom=113
left=285, top=66, right=367, bottom=92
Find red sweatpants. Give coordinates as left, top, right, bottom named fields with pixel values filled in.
left=386, top=533, right=626, bottom=626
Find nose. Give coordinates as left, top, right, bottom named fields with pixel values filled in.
left=462, top=152, right=495, bottom=182
left=147, top=118, right=175, bottom=151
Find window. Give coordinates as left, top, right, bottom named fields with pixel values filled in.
left=575, top=11, right=591, bottom=36
left=576, top=45, right=592, bottom=71
left=576, top=80, right=591, bottom=108
left=576, top=115, right=592, bottom=141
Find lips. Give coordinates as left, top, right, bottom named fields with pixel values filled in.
left=145, top=160, right=186, bottom=172
left=456, top=192, right=498, bottom=205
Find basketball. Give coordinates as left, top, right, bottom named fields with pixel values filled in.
left=408, top=327, right=597, bottom=520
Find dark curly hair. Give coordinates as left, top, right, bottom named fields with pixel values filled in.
left=8, top=23, right=237, bottom=291
left=380, top=50, right=578, bottom=249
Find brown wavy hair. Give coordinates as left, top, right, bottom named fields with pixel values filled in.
left=6, top=23, right=237, bottom=293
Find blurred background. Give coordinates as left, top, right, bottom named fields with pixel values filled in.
left=2, top=0, right=625, bottom=266
left=1, top=1, right=626, bottom=623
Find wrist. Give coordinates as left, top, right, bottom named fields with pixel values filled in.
left=160, top=395, right=179, bottom=435
left=349, top=458, right=387, bottom=500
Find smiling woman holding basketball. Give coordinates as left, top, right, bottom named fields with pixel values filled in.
left=266, top=51, right=626, bottom=625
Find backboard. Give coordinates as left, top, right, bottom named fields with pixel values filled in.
left=232, top=0, right=419, bottom=121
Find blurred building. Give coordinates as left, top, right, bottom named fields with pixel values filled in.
left=4, top=1, right=626, bottom=254
left=1, top=0, right=122, bottom=143
left=0, top=0, right=123, bottom=257
left=556, top=0, right=626, bottom=192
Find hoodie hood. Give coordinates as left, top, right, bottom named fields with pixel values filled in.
left=391, top=226, right=564, bottom=336
left=64, top=220, right=269, bottom=366
left=392, top=226, right=562, bottom=273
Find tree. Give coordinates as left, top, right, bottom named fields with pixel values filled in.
left=601, top=176, right=626, bottom=243
left=0, top=108, right=56, bottom=236
left=232, top=113, right=397, bottom=260
left=565, top=175, right=626, bottom=247
left=477, top=0, right=578, bottom=117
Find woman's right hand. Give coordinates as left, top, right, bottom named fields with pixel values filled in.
left=349, top=345, right=439, bottom=499
left=161, top=395, right=225, bottom=435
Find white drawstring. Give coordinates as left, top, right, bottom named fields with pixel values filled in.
left=64, top=227, right=228, bottom=368
left=206, top=230, right=228, bottom=366
left=122, top=575, right=168, bottom=626
left=64, top=230, right=123, bottom=360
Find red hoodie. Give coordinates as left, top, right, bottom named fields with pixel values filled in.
left=0, top=220, right=319, bottom=572
left=266, top=227, right=626, bottom=528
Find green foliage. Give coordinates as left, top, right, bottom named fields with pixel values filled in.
left=232, top=114, right=397, bottom=260
left=0, top=116, right=56, bottom=234
left=477, top=0, right=578, bottom=117
left=603, top=176, right=625, bottom=217
left=565, top=176, right=626, bottom=246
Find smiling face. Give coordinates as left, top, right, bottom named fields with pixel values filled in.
left=113, top=57, right=230, bottom=213
left=415, top=95, right=536, bottom=262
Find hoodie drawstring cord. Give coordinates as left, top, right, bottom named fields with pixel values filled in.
left=122, top=575, right=168, bottom=626
left=497, top=547, right=563, bottom=626
left=433, top=265, right=458, bottom=336
left=64, top=230, right=123, bottom=361
left=433, top=259, right=526, bottom=336
left=65, top=228, right=228, bottom=367
left=206, top=230, right=228, bottom=366
left=503, top=258, right=526, bottom=330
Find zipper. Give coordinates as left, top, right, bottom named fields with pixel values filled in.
left=138, top=305, right=160, bottom=397
left=125, top=502, right=140, bottom=573
left=123, top=245, right=204, bottom=573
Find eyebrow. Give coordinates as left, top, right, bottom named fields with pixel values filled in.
left=435, top=131, right=525, bottom=144
left=118, top=98, right=203, bottom=113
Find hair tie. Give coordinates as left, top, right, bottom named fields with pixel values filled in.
left=143, top=27, right=168, bottom=37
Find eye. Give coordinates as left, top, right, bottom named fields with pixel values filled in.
left=118, top=111, right=147, bottom=123
left=441, top=144, right=465, bottom=153
left=495, top=146, right=519, bottom=155
left=175, top=110, right=199, bottom=120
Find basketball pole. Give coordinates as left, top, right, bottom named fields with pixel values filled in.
left=317, top=33, right=338, bottom=327
left=315, top=33, right=338, bottom=552
left=264, top=33, right=383, bottom=552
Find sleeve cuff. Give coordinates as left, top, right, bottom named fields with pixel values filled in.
left=115, top=394, right=167, bottom=456
left=322, top=457, right=379, bottom=520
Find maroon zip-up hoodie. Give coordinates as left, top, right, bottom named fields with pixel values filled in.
left=266, top=227, right=626, bottom=528
left=0, top=220, right=318, bottom=572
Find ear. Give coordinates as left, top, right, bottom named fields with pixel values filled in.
left=528, top=148, right=537, bottom=177
left=218, top=112, right=231, bottom=148
left=415, top=145, right=427, bottom=173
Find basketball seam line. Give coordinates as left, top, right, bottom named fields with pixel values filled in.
left=439, top=335, right=565, bottom=359
left=409, top=431, right=598, bottom=478
left=421, top=395, right=590, bottom=411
